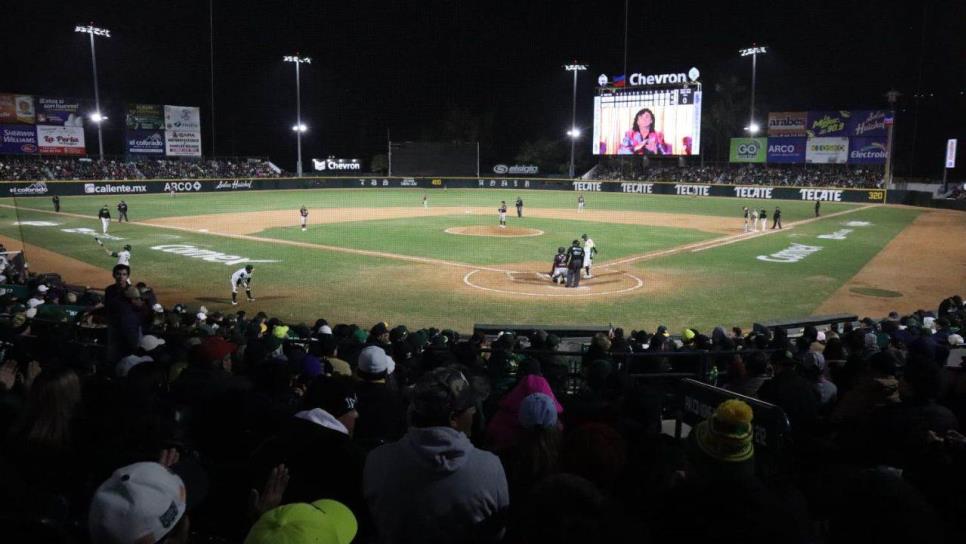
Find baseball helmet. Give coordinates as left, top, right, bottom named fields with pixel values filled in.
left=245, top=265, right=254, bottom=272
left=123, top=244, right=132, bottom=250
left=557, top=246, right=565, bottom=253
left=572, top=239, right=580, bottom=246
left=581, top=234, right=588, bottom=240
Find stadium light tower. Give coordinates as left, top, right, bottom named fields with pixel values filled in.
left=75, top=23, right=111, bottom=160
left=739, top=45, right=767, bottom=135
left=564, top=62, right=588, bottom=178
left=284, top=54, right=311, bottom=176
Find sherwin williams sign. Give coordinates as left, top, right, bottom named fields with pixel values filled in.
left=766, top=137, right=806, bottom=163
left=729, top=137, right=766, bottom=163
left=0, top=125, right=38, bottom=154
left=805, top=137, right=849, bottom=164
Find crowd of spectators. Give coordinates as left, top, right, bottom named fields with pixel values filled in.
left=0, top=259, right=964, bottom=543
left=592, top=162, right=886, bottom=188
left=0, top=157, right=280, bottom=181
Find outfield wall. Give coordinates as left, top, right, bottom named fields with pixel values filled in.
left=2, top=176, right=889, bottom=204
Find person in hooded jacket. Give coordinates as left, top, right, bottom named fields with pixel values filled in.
left=485, top=373, right=563, bottom=452
left=363, top=366, right=509, bottom=544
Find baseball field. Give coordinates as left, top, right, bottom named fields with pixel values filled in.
left=1, top=186, right=964, bottom=332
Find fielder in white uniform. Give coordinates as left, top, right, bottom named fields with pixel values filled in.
left=299, top=206, right=309, bottom=231
left=577, top=193, right=585, bottom=213
left=749, top=208, right=759, bottom=232
left=581, top=234, right=597, bottom=278
left=100, top=242, right=131, bottom=266
left=230, top=265, right=255, bottom=305
left=742, top=207, right=750, bottom=232
left=498, top=201, right=507, bottom=228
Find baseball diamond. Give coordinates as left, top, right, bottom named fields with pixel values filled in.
left=0, top=183, right=964, bottom=332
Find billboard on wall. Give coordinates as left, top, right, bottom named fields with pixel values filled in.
left=126, top=104, right=164, bottom=130
left=805, top=137, right=849, bottom=164
left=593, top=86, right=702, bottom=156
left=126, top=130, right=165, bottom=155
left=36, top=97, right=84, bottom=126
left=164, top=129, right=201, bottom=157
left=163, top=105, right=200, bottom=131
left=0, top=125, right=38, bottom=154
left=729, top=137, right=766, bottom=163
left=766, top=137, right=807, bottom=163
left=805, top=111, right=850, bottom=138
left=847, top=137, right=887, bottom=164
left=36, top=125, right=86, bottom=155
left=846, top=110, right=887, bottom=138
left=767, top=112, right=807, bottom=137
left=0, top=94, right=35, bottom=124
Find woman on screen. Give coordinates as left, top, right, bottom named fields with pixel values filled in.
left=619, top=108, right=670, bottom=155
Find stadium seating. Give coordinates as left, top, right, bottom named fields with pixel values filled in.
left=0, top=156, right=280, bottom=181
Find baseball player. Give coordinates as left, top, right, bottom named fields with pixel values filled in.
left=742, top=207, right=750, bottom=232
left=565, top=240, right=586, bottom=288
left=758, top=208, right=768, bottom=232
left=772, top=207, right=783, bottom=229
left=230, top=264, right=255, bottom=306
left=515, top=197, right=524, bottom=218
left=814, top=201, right=820, bottom=217
left=749, top=208, right=759, bottom=232
left=98, top=240, right=132, bottom=266
left=550, top=246, right=568, bottom=285
left=581, top=233, right=597, bottom=278
left=117, top=200, right=129, bottom=222
left=577, top=193, right=585, bottom=213
left=422, top=195, right=428, bottom=208
left=52, top=195, right=60, bottom=212
left=498, top=201, right=508, bottom=228
left=299, top=205, right=309, bottom=231
left=98, top=205, right=111, bottom=234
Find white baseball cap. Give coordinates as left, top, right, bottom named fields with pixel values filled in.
left=139, top=335, right=166, bottom=352
left=196, top=312, right=207, bottom=321
left=357, top=345, right=396, bottom=375
left=152, top=303, right=164, bottom=314
left=37, top=284, right=49, bottom=293
left=949, top=334, right=965, bottom=346
left=88, top=462, right=186, bottom=544
left=116, top=354, right=154, bottom=377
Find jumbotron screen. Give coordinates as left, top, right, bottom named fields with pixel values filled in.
left=593, top=87, right=702, bottom=156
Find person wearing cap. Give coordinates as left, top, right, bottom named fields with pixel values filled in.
left=581, top=233, right=597, bottom=279
left=565, top=239, right=585, bottom=288
left=757, top=351, right=820, bottom=432
left=364, top=366, right=509, bottom=543
left=367, top=321, right=391, bottom=349
left=486, top=374, right=563, bottom=452
left=97, top=204, right=111, bottom=234
left=354, top=345, right=407, bottom=450
left=171, top=335, right=248, bottom=410
left=25, top=285, right=47, bottom=309
left=230, top=265, right=255, bottom=306
left=313, top=333, right=352, bottom=377
left=115, top=334, right=166, bottom=377
left=117, top=199, right=129, bottom=222
left=252, top=376, right=366, bottom=521
left=245, top=499, right=357, bottom=544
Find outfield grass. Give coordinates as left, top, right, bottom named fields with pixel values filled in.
left=0, top=188, right=924, bottom=332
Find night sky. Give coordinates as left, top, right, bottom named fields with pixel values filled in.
left=3, top=0, right=963, bottom=176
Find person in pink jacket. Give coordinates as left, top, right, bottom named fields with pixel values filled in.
left=486, top=373, right=563, bottom=452
left=618, top=108, right=670, bottom=155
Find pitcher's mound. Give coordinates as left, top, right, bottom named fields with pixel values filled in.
left=445, top=226, right=544, bottom=237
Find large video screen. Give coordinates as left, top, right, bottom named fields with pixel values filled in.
left=593, top=87, right=701, bottom=156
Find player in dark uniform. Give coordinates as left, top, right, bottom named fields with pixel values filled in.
left=515, top=197, right=524, bottom=218
left=565, top=240, right=586, bottom=288
left=772, top=207, right=783, bottom=229
left=550, top=246, right=568, bottom=285
left=498, top=201, right=508, bottom=228
left=98, top=205, right=112, bottom=234
left=814, top=201, right=820, bottom=217
left=759, top=208, right=768, bottom=232
left=52, top=195, right=60, bottom=212
left=117, top=200, right=129, bottom=222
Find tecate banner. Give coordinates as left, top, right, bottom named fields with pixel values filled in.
left=36, top=125, right=85, bottom=155
left=35, top=97, right=84, bottom=126
left=846, top=110, right=887, bottom=138
left=0, top=125, right=38, bottom=154
left=766, top=137, right=807, bottom=163
left=126, top=104, right=164, bottom=130
left=0, top=94, right=35, bottom=124
left=164, top=130, right=202, bottom=157
left=806, top=111, right=850, bottom=138
left=163, top=105, right=201, bottom=131
left=767, top=112, right=807, bottom=138
left=805, top=137, right=849, bottom=164
left=729, top=137, right=766, bottom=163
left=847, top=137, right=887, bottom=164
left=126, top=129, right=165, bottom=155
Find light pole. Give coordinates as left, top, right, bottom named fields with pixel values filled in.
left=284, top=54, right=311, bottom=176
left=564, top=62, right=587, bottom=178
left=739, top=45, right=767, bottom=135
left=75, top=23, right=110, bottom=160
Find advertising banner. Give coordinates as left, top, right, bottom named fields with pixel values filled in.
left=847, top=137, right=887, bottom=164
left=164, top=129, right=202, bottom=157
left=35, top=97, right=84, bottom=126
left=766, top=137, right=807, bottom=163
left=126, top=104, right=164, bottom=130
left=126, top=129, right=165, bottom=155
left=36, top=125, right=85, bottom=155
left=729, top=137, right=766, bottom=163
left=767, top=112, right=807, bottom=137
left=805, top=137, right=849, bottom=164
left=0, top=94, right=35, bottom=124
left=163, top=105, right=200, bottom=131
left=0, top=125, right=38, bottom=154
left=846, top=110, right=887, bottom=138
left=947, top=139, right=958, bottom=169
left=805, top=111, right=850, bottom=138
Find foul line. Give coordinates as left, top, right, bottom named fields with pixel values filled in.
left=597, top=204, right=879, bottom=269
